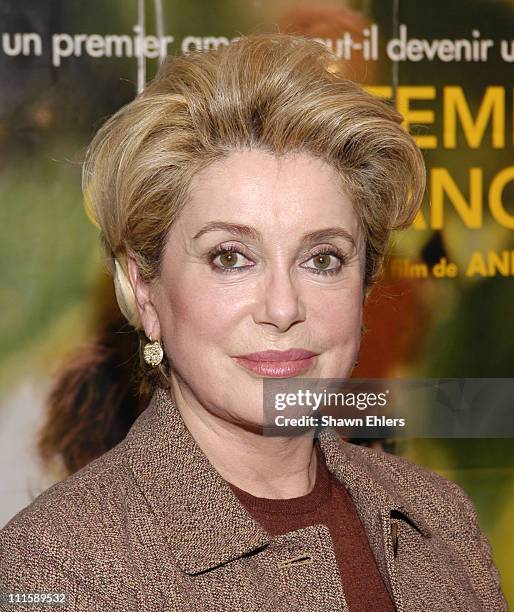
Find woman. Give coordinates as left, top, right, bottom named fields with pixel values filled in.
left=0, top=33, right=507, bottom=611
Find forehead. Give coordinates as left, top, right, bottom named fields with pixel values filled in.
left=183, top=148, right=361, bottom=239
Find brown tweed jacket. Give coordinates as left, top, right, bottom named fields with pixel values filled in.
left=0, top=387, right=507, bottom=611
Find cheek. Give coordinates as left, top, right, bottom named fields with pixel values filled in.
left=158, top=275, right=241, bottom=350
left=308, top=284, right=363, bottom=343
left=311, top=288, right=362, bottom=378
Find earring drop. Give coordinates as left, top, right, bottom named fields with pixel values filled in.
left=143, top=335, right=164, bottom=367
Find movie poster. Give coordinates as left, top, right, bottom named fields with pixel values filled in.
left=1, top=0, right=513, bottom=605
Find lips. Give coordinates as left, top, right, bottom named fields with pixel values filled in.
left=233, top=349, right=318, bottom=378
left=236, top=349, right=318, bottom=362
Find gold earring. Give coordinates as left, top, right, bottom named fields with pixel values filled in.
left=143, top=335, right=164, bottom=367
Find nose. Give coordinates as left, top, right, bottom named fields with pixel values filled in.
left=253, top=265, right=306, bottom=332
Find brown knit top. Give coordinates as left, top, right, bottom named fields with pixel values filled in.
left=227, top=441, right=396, bottom=612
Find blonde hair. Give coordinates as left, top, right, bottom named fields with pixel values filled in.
left=83, top=32, right=425, bottom=391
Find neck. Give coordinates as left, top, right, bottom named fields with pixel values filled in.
left=169, top=382, right=318, bottom=499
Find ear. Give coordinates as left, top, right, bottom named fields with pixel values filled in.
left=126, top=251, right=161, bottom=341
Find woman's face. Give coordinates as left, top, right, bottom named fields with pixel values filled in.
left=143, top=148, right=365, bottom=428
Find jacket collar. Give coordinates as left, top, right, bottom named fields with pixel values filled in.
left=126, top=387, right=431, bottom=576
left=126, top=387, right=271, bottom=575
left=316, top=426, right=432, bottom=599
left=317, top=426, right=432, bottom=539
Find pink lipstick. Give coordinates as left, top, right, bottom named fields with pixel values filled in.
left=234, top=349, right=318, bottom=378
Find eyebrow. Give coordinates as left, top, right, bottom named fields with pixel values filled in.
left=192, top=222, right=357, bottom=250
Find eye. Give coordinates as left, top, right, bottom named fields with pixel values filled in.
left=209, top=245, right=253, bottom=272
left=302, top=249, right=346, bottom=275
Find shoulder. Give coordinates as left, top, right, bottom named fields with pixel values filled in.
left=1, top=438, right=134, bottom=538
left=0, top=439, right=143, bottom=603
